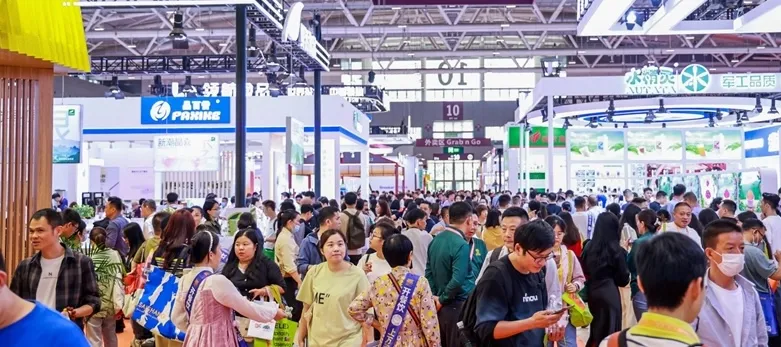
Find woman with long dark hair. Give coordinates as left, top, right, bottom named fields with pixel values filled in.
left=172, top=230, right=285, bottom=347
left=581, top=212, right=630, bottom=347
left=123, top=222, right=145, bottom=271
left=202, top=199, right=221, bottom=234
left=558, top=211, right=583, bottom=257
left=375, top=200, right=393, bottom=224
left=222, top=228, right=286, bottom=342
left=153, top=209, right=197, bottom=275
left=274, top=209, right=302, bottom=321
left=618, top=204, right=641, bottom=250
left=627, top=209, right=658, bottom=320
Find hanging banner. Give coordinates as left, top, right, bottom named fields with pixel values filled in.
left=286, top=117, right=305, bottom=167
left=507, top=126, right=566, bottom=148
left=154, top=134, right=220, bottom=172
left=53, top=105, right=82, bottom=164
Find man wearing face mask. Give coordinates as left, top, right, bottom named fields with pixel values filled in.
left=696, top=219, right=768, bottom=347
left=740, top=218, right=781, bottom=345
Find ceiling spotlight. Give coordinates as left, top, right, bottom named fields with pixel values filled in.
left=266, top=43, right=281, bottom=72
left=755, top=95, right=763, bottom=113
left=644, top=110, right=656, bottom=123
left=181, top=76, right=197, bottom=97
left=541, top=108, right=549, bottom=123
left=104, top=76, right=125, bottom=100
left=169, top=11, right=189, bottom=49
left=708, top=116, right=716, bottom=128
left=587, top=117, right=599, bottom=129
left=658, top=99, right=667, bottom=113
left=248, top=26, right=260, bottom=58
left=770, top=99, right=779, bottom=114
left=623, top=122, right=628, bottom=129
left=368, top=70, right=376, bottom=84
left=624, top=9, right=644, bottom=30
left=294, top=65, right=308, bottom=87
left=607, top=99, right=616, bottom=114
left=740, top=111, right=750, bottom=122
left=662, top=122, right=667, bottom=128
left=563, top=118, right=572, bottom=129
left=715, top=109, right=723, bottom=121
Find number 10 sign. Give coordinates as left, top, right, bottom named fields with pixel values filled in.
left=443, top=102, right=463, bottom=121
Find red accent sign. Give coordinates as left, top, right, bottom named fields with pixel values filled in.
left=416, top=138, right=492, bottom=147
left=442, top=102, right=464, bottom=121
left=373, top=0, right=533, bottom=4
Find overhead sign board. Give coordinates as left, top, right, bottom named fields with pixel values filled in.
left=141, top=97, right=231, bottom=125
left=433, top=153, right=475, bottom=160
left=416, top=138, right=491, bottom=147
left=280, top=2, right=330, bottom=71
left=625, top=64, right=777, bottom=95
left=745, top=125, right=781, bottom=158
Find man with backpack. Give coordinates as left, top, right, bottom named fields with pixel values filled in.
left=465, top=220, right=564, bottom=346
left=340, top=192, right=371, bottom=265
left=600, top=232, right=706, bottom=346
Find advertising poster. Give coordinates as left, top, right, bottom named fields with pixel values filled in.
left=683, top=175, right=700, bottom=200
left=53, top=105, right=82, bottom=164
left=568, top=130, right=625, bottom=161
left=118, top=167, right=155, bottom=201
left=285, top=117, right=305, bottom=167
left=739, top=171, right=762, bottom=213
left=699, top=174, right=716, bottom=208
left=684, top=130, right=742, bottom=160
left=154, top=134, right=220, bottom=171
left=626, top=130, right=683, bottom=161
left=658, top=176, right=673, bottom=195
left=714, top=173, right=739, bottom=202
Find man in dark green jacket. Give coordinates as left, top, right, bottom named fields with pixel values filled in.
left=425, top=201, right=473, bottom=347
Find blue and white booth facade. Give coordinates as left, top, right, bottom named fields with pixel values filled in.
left=52, top=95, right=371, bottom=204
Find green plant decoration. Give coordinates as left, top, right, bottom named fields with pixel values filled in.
left=726, top=142, right=742, bottom=151
left=72, top=204, right=96, bottom=219
left=609, top=143, right=625, bottom=151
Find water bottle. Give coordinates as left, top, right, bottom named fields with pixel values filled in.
left=456, top=321, right=473, bottom=347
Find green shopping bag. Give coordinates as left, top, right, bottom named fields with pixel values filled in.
left=563, top=251, right=593, bottom=327
left=253, top=285, right=298, bottom=347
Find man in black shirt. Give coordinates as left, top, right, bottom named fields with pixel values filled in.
left=474, top=220, right=564, bottom=346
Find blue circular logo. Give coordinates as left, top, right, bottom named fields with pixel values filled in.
left=680, top=64, right=710, bottom=93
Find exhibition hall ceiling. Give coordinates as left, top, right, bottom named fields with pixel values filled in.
left=79, top=0, right=781, bottom=76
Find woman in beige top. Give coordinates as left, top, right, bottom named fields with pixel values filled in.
left=274, top=209, right=302, bottom=322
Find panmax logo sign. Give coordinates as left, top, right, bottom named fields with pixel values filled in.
left=141, top=97, right=231, bottom=124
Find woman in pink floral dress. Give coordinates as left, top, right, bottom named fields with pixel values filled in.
left=173, top=230, right=287, bottom=347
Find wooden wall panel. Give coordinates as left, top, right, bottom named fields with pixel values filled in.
left=0, top=60, right=53, bottom=275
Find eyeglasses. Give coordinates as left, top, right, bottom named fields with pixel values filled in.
left=526, top=251, right=554, bottom=263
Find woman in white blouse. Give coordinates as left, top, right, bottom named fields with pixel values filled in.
left=172, top=229, right=286, bottom=347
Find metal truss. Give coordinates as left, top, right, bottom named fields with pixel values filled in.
left=81, top=0, right=781, bottom=75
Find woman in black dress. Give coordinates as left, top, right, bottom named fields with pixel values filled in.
left=581, top=212, right=630, bottom=347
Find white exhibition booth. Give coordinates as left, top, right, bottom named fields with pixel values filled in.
left=513, top=64, right=781, bottom=193
left=52, top=95, right=371, bottom=203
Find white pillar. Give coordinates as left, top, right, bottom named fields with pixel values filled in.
left=259, top=134, right=273, bottom=201
left=321, top=135, right=341, bottom=200
left=547, top=95, right=555, bottom=192
left=360, top=149, right=370, bottom=199
left=508, top=148, right=519, bottom=193
left=404, top=156, right=417, bottom=191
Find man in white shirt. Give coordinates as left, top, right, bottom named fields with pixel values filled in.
left=260, top=200, right=278, bottom=250
left=697, top=219, right=767, bottom=346
left=666, top=184, right=687, bottom=221
left=664, top=202, right=702, bottom=247
left=402, top=208, right=433, bottom=276
left=571, top=196, right=595, bottom=240
left=761, top=193, right=781, bottom=253
left=140, top=200, right=156, bottom=240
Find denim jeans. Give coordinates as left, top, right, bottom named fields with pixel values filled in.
left=547, top=322, right=578, bottom=347
left=632, top=292, right=648, bottom=321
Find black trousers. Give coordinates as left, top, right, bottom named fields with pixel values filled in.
left=437, top=300, right=465, bottom=347
left=284, top=277, right=303, bottom=322
left=131, top=320, right=153, bottom=340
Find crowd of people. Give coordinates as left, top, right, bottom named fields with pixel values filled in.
left=3, top=185, right=781, bottom=347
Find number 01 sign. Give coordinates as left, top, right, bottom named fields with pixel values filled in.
left=443, top=102, right=463, bottom=121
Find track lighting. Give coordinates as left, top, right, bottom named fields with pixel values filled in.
left=266, top=43, right=281, bottom=72
left=169, top=11, right=189, bottom=49
left=658, top=99, right=667, bottom=113
left=755, top=95, right=763, bottom=113
left=587, top=117, right=599, bottom=129
left=368, top=70, right=376, bottom=84
left=715, top=108, right=723, bottom=121
left=623, top=122, right=628, bottom=129
left=662, top=122, right=667, bottom=128
left=644, top=110, right=656, bottom=123
left=740, top=111, right=750, bottom=122
left=770, top=99, right=778, bottom=115
left=563, top=118, right=572, bottom=129
left=181, top=76, right=197, bottom=97
left=708, top=115, right=716, bottom=128
left=104, top=76, right=125, bottom=99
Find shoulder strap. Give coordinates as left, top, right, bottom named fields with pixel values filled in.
left=388, top=273, right=428, bottom=347
left=490, top=248, right=501, bottom=264
left=567, top=250, right=574, bottom=284
left=184, top=271, right=212, bottom=318
left=607, top=329, right=629, bottom=347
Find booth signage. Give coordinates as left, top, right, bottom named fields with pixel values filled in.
left=721, top=74, right=777, bottom=91
left=141, top=97, right=230, bottom=125
left=443, top=102, right=464, bottom=120
left=154, top=134, right=219, bottom=172
left=507, top=126, right=566, bottom=149
left=281, top=2, right=329, bottom=70
left=684, top=130, right=743, bottom=161
left=624, top=64, right=711, bottom=95
left=444, top=146, right=464, bottom=154
left=433, top=153, right=474, bottom=160
left=286, top=117, right=305, bottom=166
left=53, top=105, right=82, bottom=164
left=744, top=125, right=780, bottom=158
left=416, top=138, right=491, bottom=147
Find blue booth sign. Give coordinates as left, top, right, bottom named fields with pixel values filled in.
left=141, top=97, right=231, bottom=125
left=744, top=125, right=780, bottom=158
